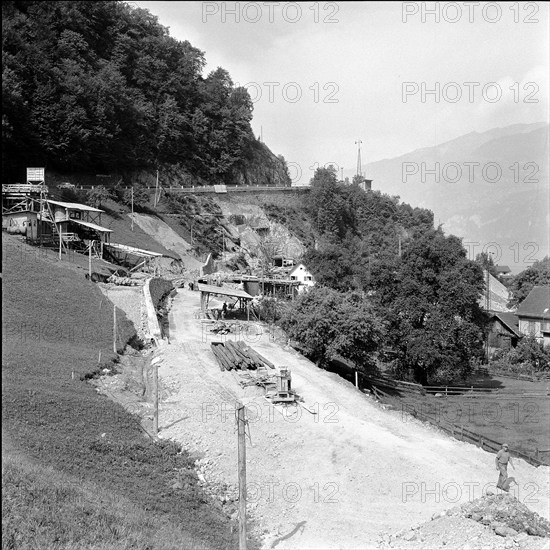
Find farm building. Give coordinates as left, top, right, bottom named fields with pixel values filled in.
left=487, top=312, right=521, bottom=352
left=516, top=286, right=550, bottom=347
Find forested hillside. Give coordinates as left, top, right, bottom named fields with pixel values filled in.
left=2, top=1, right=290, bottom=186
left=277, top=168, right=487, bottom=384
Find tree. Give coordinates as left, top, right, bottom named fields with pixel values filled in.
left=475, top=252, right=498, bottom=277
left=380, top=230, right=485, bottom=384
left=508, top=257, right=550, bottom=308
left=279, top=287, right=382, bottom=371
left=122, top=185, right=150, bottom=210
left=86, top=186, right=111, bottom=209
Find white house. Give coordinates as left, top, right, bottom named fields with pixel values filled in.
left=288, top=263, right=315, bottom=292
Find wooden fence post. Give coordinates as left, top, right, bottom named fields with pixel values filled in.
left=113, top=305, right=117, bottom=353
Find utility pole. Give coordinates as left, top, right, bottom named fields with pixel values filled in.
left=485, top=267, right=490, bottom=362
left=131, top=187, right=134, bottom=231
left=237, top=403, right=247, bottom=550
left=340, top=166, right=344, bottom=181
left=154, top=169, right=159, bottom=207
left=88, top=240, right=94, bottom=279
left=58, top=226, right=62, bottom=261
left=398, top=234, right=402, bottom=258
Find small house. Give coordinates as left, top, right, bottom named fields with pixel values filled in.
left=494, top=265, right=513, bottom=281
left=289, top=263, right=315, bottom=292
left=516, top=286, right=550, bottom=347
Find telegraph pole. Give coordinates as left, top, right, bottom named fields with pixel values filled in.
left=131, top=187, right=134, bottom=231
left=237, top=403, right=247, bottom=550
left=88, top=240, right=95, bottom=279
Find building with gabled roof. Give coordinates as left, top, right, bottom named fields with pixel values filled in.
left=487, top=311, right=521, bottom=352
left=516, top=285, right=550, bottom=347
left=289, top=263, right=315, bottom=293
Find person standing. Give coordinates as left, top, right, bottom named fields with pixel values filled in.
left=495, top=443, right=515, bottom=491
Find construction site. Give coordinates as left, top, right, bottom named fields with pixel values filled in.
left=2, top=174, right=177, bottom=277
left=4, top=170, right=550, bottom=550
left=89, top=279, right=550, bottom=550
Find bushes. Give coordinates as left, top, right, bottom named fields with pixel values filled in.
left=491, top=336, right=550, bottom=373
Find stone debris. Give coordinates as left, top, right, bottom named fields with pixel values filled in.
left=378, top=494, right=550, bottom=549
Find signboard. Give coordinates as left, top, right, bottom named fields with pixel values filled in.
left=26, top=167, right=45, bottom=182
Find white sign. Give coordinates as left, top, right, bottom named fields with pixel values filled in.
left=26, top=167, right=45, bottom=181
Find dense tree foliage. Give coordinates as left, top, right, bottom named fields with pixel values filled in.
left=288, top=168, right=486, bottom=383
left=379, top=230, right=485, bottom=383
left=304, top=166, right=434, bottom=291
left=508, top=257, right=550, bottom=308
left=2, top=1, right=285, bottom=185
left=279, top=287, right=383, bottom=371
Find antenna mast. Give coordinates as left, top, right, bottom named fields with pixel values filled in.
left=355, top=139, right=363, bottom=177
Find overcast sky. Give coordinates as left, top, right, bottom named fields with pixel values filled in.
left=134, top=1, right=549, bottom=184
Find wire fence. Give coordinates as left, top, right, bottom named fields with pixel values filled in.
left=359, top=373, right=549, bottom=468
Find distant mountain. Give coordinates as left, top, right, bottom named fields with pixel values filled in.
left=364, top=123, right=549, bottom=273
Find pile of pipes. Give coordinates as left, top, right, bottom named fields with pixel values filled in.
left=210, top=341, right=275, bottom=371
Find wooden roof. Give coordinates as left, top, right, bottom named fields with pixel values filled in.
left=198, top=283, right=253, bottom=300
left=45, top=199, right=103, bottom=213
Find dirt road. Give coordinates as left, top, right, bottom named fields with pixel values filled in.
left=155, top=288, right=550, bottom=549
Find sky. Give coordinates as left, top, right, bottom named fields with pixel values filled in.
left=133, top=1, right=549, bottom=185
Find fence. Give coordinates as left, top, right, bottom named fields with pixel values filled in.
left=358, top=372, right=549, bottom=467
left=359, top=373, right=549, bottom=398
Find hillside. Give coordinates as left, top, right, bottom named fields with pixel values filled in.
left=128, top=286, right=550, bottom=549
left=364, top=123, right=550, bottom=272
left=1, top=232, right=241, bottom=550
left=2, top=1, right=290, bottom=187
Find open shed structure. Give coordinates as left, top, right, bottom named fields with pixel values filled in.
left=198, top=283, right=254, bottom=320
left=103, top=242, right=165, bottom=273
left=41, top=200, right=112, bottom=255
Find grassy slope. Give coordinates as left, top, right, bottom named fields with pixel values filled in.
left=2, top=234, right=238, bottom=549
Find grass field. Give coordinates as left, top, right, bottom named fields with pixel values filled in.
left=326, top=360, right=550, bottom=464
left=375, top=375, right=550, bottom=465
left=2, top=234, right=241, bottom=549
